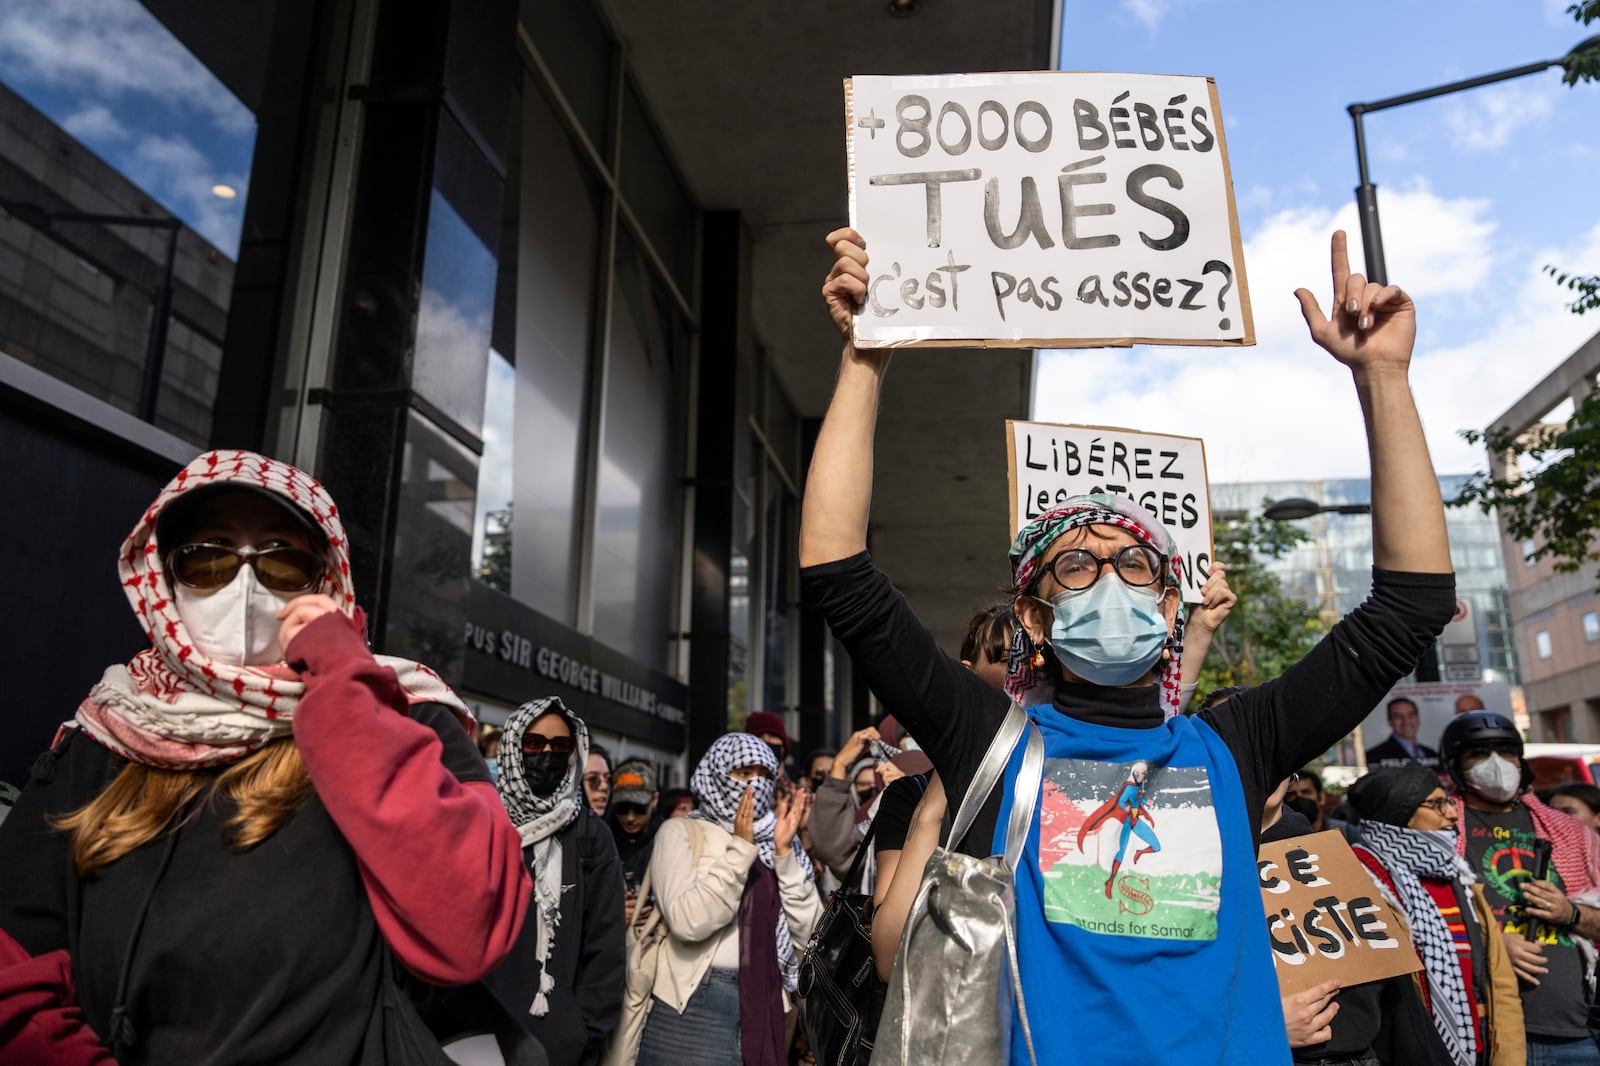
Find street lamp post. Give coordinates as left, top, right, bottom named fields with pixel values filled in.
left=0, top=197, right=182, bottom=423
left=1347, top=34, right=1600, bottom=284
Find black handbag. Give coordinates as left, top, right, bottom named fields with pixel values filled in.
left=797, top=820, right=884, bottom=1066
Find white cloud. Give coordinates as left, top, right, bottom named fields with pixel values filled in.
left=1034, top=189, right=1600, bottom=484
left=1443, top=81, right=1556, bottom=152
left=61, top=104, right=126, bottom=142
left=1120, top=0, right=1171, bottom=33
left=122, top=134, right=248, bottom=256
left=0, top=0, right=253, bottom=135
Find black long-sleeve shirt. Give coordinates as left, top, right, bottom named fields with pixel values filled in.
left=801, top=551, right=1455, bottom=856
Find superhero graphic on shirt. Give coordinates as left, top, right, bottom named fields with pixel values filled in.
left=1036, top=758, right=1221, bottom=941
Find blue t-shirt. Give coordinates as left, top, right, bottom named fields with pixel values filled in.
left=996, top=705, right=1291, bottom=1065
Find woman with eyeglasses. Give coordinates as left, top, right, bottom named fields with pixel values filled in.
left=485, top=696, right=626, bottom=1066
left=1348, top=763, right=1525, bottom=1066
left=0, top=449, right=530, bottom=1064
left=634, top=733, right=817, bottom=1066
left=806, top=228, right=1457, bottom=1063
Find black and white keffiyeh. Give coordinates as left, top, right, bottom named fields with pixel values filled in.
left=496, top=696, right=589, bottom=1017
left=1356, top=823, right=1478, bottom=1066
left=689, top=732, right=814, bottom=992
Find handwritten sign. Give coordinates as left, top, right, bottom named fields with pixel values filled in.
left=1257, top=830, right=1421, bottom=994
left=1006, top=420, right=1212, bottom=603
left=846, top=71, right=1253, bottom=349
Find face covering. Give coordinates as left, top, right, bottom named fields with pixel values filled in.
left=173, top=565, right=291, bottom=666
left=1285, top=795, right=1321, bottom=824
left=1464, top=753, right=1521, bottom=803
left=523, top=752, right=571, bottom=797
left=855, top=787, right=877, bottom=806
left=767, top=743, right=787, bottom=770
left=1040, top=577, right=1169, bottom=687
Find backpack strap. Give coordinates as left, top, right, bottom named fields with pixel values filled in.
left=946, top=702, right=1027, bottom=851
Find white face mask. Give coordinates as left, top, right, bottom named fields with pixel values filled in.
left=1463, top=753, right=1522, bottom=804
left=174, top=565, right=292, bottom=666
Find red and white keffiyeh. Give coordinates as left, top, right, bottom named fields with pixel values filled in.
left=73, top=449, right=471, bottom=768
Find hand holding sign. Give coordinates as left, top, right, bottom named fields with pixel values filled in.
left=1294, top=230, right=1416, bottom=375
left=823, top=228, right=869, bottom=339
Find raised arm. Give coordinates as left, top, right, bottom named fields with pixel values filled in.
left=1294, top=230, right=1449, bottom=574
left=799, top=228, right=890, bottom=568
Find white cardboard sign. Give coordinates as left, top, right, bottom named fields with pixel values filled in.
left=1007, top=420, right=1212, bottom=603
left=847, top=71, right=1253, bottom=349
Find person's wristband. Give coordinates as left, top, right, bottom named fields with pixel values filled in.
left=1569, top=902, right=1583, bottom=929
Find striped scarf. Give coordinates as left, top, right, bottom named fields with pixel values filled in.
left=74, top=450, right=471, bottom=768
left=689, top=733, right=814, bottom=992
left=1355, top=823, right=1477, bottom=1066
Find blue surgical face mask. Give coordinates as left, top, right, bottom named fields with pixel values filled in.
left=1039, top=577, right=1169, bottom=687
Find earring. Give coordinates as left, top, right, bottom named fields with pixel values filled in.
left=1030, top=648, right=1047, bottom=669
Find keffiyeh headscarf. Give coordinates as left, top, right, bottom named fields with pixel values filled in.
left=689, top=733, right=814, bottom=992
left=1355, top=822, right=1479, bottom=1066
left=73, top=449, right=471, bottom=769
left=1004, top=494, right=1185, bottom=716
left=496, top=696, right=589, bottom=1017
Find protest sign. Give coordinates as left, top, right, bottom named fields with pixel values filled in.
left=1007, top=420, right=1212, bottom=603
left=1359, top=680, right=1515, bottom=768
left=1257, top=830, right=1421, bottom=995
left=846, top=71, right=1253, bottom=349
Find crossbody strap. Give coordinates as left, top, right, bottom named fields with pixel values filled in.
left=1002, top=723, right=1045, bottom=872
left=945, top=702, right=1026, bottom=851
left=837, top=817, right=880, bottom=894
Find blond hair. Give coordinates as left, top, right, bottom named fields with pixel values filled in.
left=53, top=739, right=313, bottom=876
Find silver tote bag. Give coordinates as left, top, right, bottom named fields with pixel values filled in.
left=872, top=703, right=1044, bottom=1066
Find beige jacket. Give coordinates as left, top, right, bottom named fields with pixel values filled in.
left=647, top=816, right=822, bottom=1014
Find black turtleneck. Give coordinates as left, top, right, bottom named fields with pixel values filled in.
left=801, top=551, right=1454, bottom=857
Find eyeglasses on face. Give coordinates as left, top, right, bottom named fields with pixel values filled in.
left=521, top=734, right=575, bottom=755
left=1036, top=544, right=1165, bottom=592
left=168, top=543, right=323, bottom=594
left=1417, top=797, right=1456, bottom=815
left=614, top=802, right=650, bottom=817
left=582, top=773, right=610, bottom=789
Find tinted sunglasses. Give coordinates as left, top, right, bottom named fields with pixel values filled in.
left=614, top=802, right=650, bottom=817
left=521, top=734, right=576, bottom=755
left=168, top=543, right=324, bottom=594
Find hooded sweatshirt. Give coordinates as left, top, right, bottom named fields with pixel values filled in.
left=0, top=449, right=530, bottom=1064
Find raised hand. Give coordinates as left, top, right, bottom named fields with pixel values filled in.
left=822, top=228, right=869, bottom=340
left=1187, top=562, right=1237, bottom=635
left=277, top=594, right=342, bottom=657
left=775, top=791, right=811, bottom=856
left=830, top=727, right=882, bottom=779
left=1294, top=230, right=1415, bottom=374
left=733, top=784, right=756, bottom=843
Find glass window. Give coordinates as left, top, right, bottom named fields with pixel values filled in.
left=519, top=0, right=613, bottom=155
left=472, top=78, right=604, bottom=623
left=1523, top=538, right=1538, bottom=565
left=620, top=82, right=695, bottom=287
left=0, top=0, right=257, bottom=445
left=1584, top=611, right=1599, bottom=643
left=1536, top=629, right=1553, bottom=660
left=589, top=226, right=686, bottom=671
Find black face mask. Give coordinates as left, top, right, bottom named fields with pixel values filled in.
left=523, top=752, right=570, bottom=797
left=767, top=744, right=786, bottom=772
left=855, top=787, right=877, bottom=806
left=1285, top=795, right=1321, bottom=824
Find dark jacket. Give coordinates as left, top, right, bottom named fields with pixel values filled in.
left=606, top=812, right=663, bottom=887
left=486, top=809, right=626, bottom=1066
left=1365, top=736, right=1441, bottom=770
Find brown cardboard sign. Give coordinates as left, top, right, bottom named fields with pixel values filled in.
left=1257, top=830, right=1421, bottom=994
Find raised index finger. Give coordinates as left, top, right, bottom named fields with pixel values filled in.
left=1330, top=230, right=1351, bottom=304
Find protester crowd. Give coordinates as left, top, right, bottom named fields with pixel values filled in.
left=2, top=227, right=1599, bottom=1066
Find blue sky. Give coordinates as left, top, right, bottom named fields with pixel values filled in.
left=1038, top=0, right=1600, bottom=483
left=0, top=0, right=254, bottom=258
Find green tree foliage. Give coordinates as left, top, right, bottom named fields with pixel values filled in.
left=1456, top=387, right=1600, bottom=584
left=1191, top=505, right=1331, bottom=701
left=478, top=505, right=513, bottom=592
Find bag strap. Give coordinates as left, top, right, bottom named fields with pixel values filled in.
left=1002, top=723, right=1045, bottom=872
left=838, top=816, right=880, bottom=894
left=945, top=702, right=1026, bottom=851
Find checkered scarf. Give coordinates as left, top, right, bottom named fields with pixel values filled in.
left=690, top=733, right=814, bottom=992
left=73, top=450, right=472, bottom=768
left=1355, top=824, right=1478, bottom=1066
left=1004, top=494, right=1184, bottom=717
left=496, top=696, right=588, bottom=1017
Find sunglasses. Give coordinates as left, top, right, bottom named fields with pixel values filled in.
left=168, top=543, right=324, bottom=594
left=614, top=802, right=650, bottom=817
left=521, top=734, right=576, bottom=755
